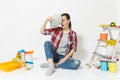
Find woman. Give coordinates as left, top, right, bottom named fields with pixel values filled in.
left=40, top=13, right=81, bottom=76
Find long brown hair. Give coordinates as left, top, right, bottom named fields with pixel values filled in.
left=61, top=13, right=72, bottom=29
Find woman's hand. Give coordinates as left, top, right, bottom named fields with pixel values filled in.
left=40, top=17, right=53, bottom=33
left=46, top=17, right=53, bottom=22
left=58, top=57, right=67, bottom=65
left=58, top=49, right=75, bottom=65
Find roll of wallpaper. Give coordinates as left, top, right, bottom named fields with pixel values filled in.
left=50, top=14, right=62, bottom=28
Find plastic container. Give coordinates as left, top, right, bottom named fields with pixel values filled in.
left=0, top=61, right=21, bottom=72
left=108, top=61, right=117, bottom=73
left=25, top=50, right=34, bottom=67
left=100, top=32, right=108, bottom=41
left=100, top=60, right=108, bottom=71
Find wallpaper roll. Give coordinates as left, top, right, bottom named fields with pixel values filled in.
left=50, top=14, right=62, bottom=28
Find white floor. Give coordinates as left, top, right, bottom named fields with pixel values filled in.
left=0, top=56, right=120, bottom=80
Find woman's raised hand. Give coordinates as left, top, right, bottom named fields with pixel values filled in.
left=46, top=17, right=53, bottom=22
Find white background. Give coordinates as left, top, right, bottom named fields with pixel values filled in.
left=0, top=0, right=120, bottom=61
left=0, top=0, right=120, bottom=80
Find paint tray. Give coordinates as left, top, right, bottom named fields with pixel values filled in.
left=0, top=61, right=21, bottom=72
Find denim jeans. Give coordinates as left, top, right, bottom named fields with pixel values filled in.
left=44, top=41, right=81, bottom=70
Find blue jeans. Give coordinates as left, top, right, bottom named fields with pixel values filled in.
left=44, top=41, right=81, bottom=70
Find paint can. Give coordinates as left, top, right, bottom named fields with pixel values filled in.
left=25, top=50, right=34, bottom=67
left=100, top=60, right=108, bottom=71
left=108, top=61, right=117, bottom=73
left=100, top=32, right=108, bottom=41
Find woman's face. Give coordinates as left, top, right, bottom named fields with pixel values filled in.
left=61, top=16, right=70, bottom=29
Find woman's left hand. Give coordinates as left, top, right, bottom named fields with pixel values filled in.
left=58, top=58, right=67, bottom=65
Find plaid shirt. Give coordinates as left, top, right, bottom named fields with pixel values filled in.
left=42, top=27, right=77, bottom=53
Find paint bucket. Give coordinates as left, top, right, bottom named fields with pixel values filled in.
left=100, top=60, right=108, bottom=71
left=25, top=50, right=34, bottom=67
left=100, top=32, right=108, bottom=41
left=108, top=61, right=117, bottom=73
